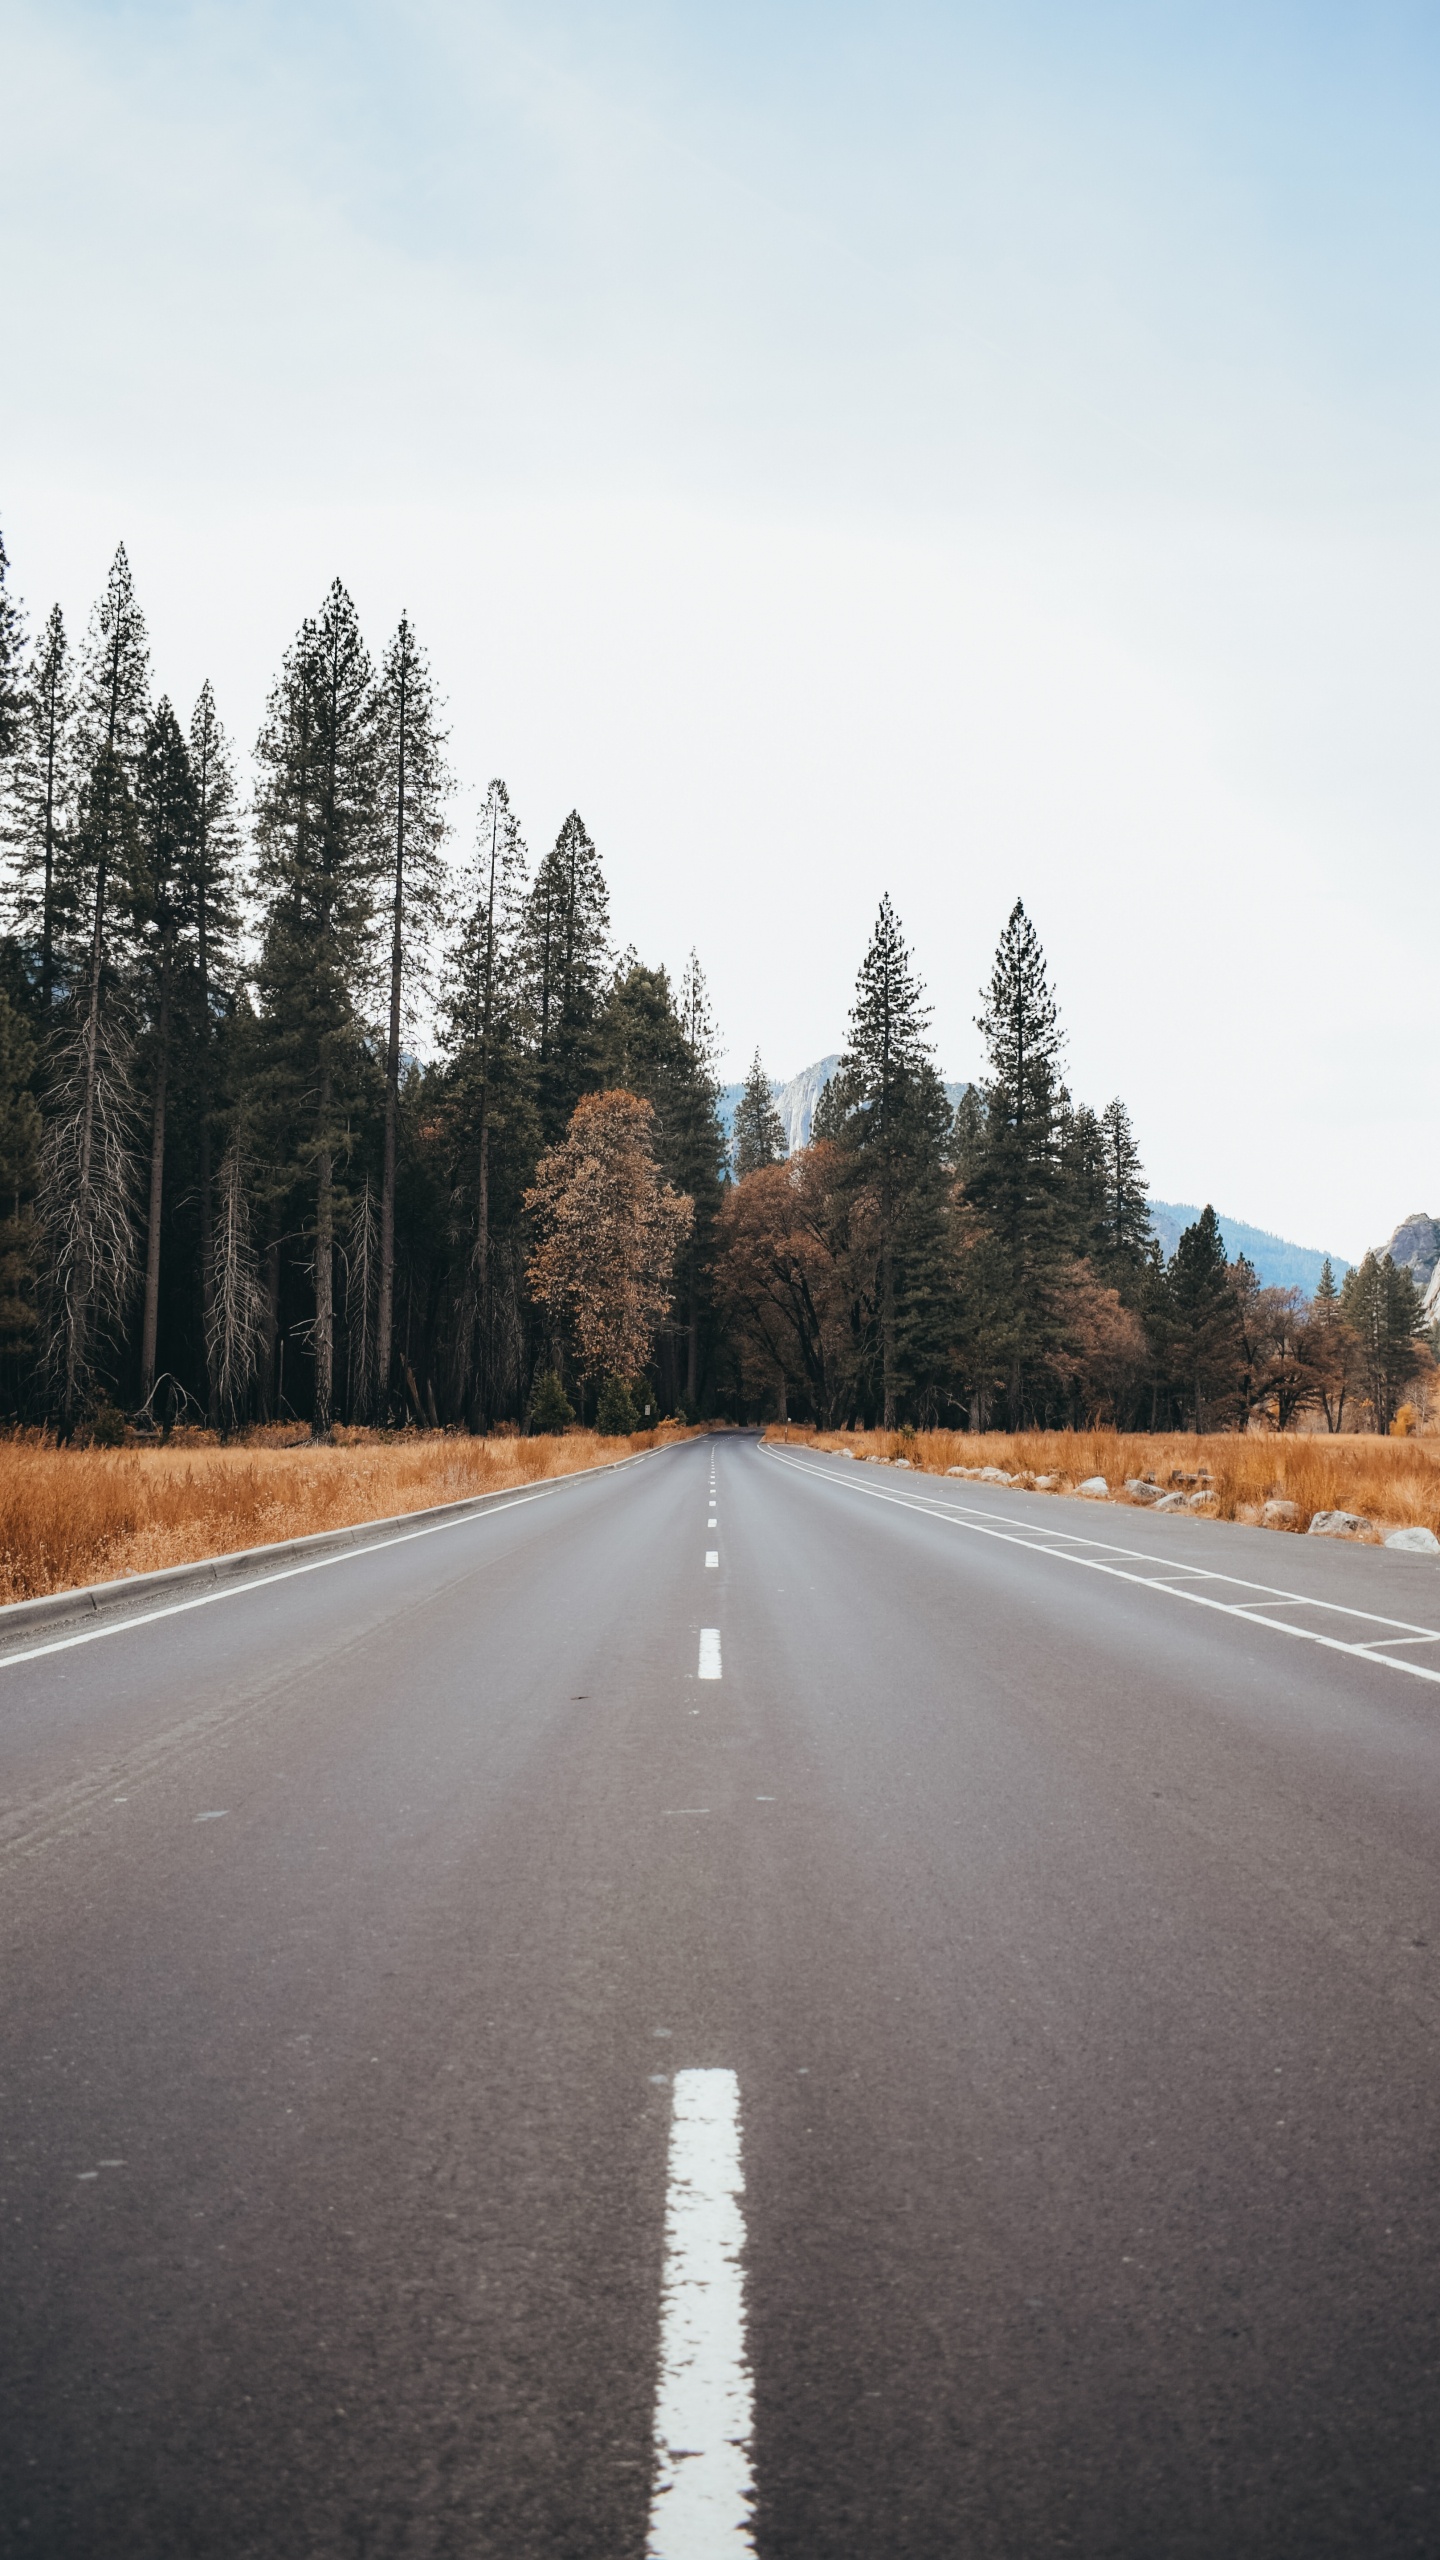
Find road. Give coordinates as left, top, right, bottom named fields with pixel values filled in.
left=4, top=1432, right=1440, bottom=2557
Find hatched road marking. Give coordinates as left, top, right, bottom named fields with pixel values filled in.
left=767, top=1447, right=1440, bottom=1689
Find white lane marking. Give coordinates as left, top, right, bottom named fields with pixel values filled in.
left=766, top=1449, right=1440, bottom=1689
left=698, top=1629, right=722, bottom=1679
left=0, top=1462, right=658, bottom=1674
left=647, top=2068, right=755, bottom=2558
left=706, top=1552, right=719, bottom=1568
left=193, top=1810, right=228, bottom=1822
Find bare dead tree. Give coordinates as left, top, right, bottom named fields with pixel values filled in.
left=38, top=1005, right=139, bottom=1429
left=206, top=1137, right=268, bottom=1434
left=345, top=1176, right=378, bottom=1422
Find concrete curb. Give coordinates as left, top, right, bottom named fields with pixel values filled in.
left=0, top=1440, right=673, bottom=1650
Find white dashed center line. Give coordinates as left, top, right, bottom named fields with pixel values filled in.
left=706, top=1552, right=719, bottom=1569
left=698, top=1630, right=722, bottom=1679
left=647, top=2068, right=755, bottom=2557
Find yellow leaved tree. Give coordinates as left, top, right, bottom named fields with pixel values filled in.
left=524, top=1090, right=693, bottom=1390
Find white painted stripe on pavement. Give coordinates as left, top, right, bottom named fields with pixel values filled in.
left=706, top=1552, right=719, bottom=1568
left=766, top=1447, right=1440, bottom=1690
left=647, top=2068, right=755, bottom=2559
left=698, top=1629, right=722, bottom=1679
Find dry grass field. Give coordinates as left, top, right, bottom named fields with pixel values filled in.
left=0, top=1425, right=695, bottom=1605
left=766, top=1424, right=1440, bottom=1542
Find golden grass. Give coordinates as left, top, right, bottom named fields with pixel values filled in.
left=0, top=1425, right=697, bottom=1605
left=765, top=1424, right=1440, bottom=1541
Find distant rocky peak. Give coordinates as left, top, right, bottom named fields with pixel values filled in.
left=1378, top=1213, right=1440, bottom=1290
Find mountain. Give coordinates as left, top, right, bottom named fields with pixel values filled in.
left=1147, top=1203, right=1349, bottom=1295
left=719, top=1054, right=969, bottom=1155
left=1378, top=1213, right=1440, bottom=1293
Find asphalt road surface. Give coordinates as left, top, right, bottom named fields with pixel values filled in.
left=5, top=1432, right=1440, bottom=2558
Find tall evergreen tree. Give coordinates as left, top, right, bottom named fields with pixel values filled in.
left=733, top=1049, right=786, bottom=1177
left=186, top=680, right=244, bottom=1420
left=253, top=582, right=379, bottom=1436
left=7, top=606, right=77, bottom=1004
left=598, top=956, right=726, bottom=1408
left=440, top=778, right=531, bottom=1425
left=833, top=896, right=951, bottom=1426
left=132, top=701, right=198, bottom=1405
left=1341, top=1251, right=1424, bottom=1433
left=1164, top=1205, right=1243, bottom=1429
left=373, top=614, right=450, bottom=1413
left=526, top=811, right=610, bottom=1140
left=0, top=527, right=24, bottom=765
left=1097, top=1097, right=1150, bottom=1270
left=967, top=899, right=1067, bottom=1413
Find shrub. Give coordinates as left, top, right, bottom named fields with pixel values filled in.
left=88, top=1405, right=128, bottom=1448
left=596, top=1376, right=640, bottom=1436
left=527, top=1370, right=574, bottom=1435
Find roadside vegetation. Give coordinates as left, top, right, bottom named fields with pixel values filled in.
left=0, top=1424, right=693, bottom=1605
left=766, top=1425, right=1440, bottom=1543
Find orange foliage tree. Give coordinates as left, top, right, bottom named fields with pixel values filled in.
left=524, top=1089, right=693, bottom=1387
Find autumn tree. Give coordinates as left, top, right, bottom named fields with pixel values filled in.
left=714, top=1147, right=849, bottom=1420
left=524, top=1089, right=692, bottom=1402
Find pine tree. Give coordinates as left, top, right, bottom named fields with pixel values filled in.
left=733, top=1049, right=786, bottom=1177
left=132, top=701, right=198, bottom=1406
left=441, top=779, right=531, bottom=1425
left=7, top=606, right=77, bottom=1005
left=38, top=745, right=142, bottom=1428
left=253, top=583, right=379, bottom=1437
left=1341, top=1251, right=1424, bottom=1433
left=1165, top=1205, right=1242, bottom=1430
left=967, top=899, right=1068, bottom=1413
left=373, top=615, right=450, bottom=1412
left=0, top=527, right=25, bottom=765
left=597, top=957, right=727, bottom=1408
left=186, top=680, right=244, bottom=1419
left=1097, top=1097, right=1150, bottom=1268
left=833, top=896, right=951, bottom=1426
left=0, top=986, right=41, bottom=1400
left=526, top=810, right=610, bottom=1140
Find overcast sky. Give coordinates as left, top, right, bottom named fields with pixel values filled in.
left=6, top=0, right=1440, bottom=1257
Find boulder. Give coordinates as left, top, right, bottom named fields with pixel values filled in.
left=1032, top=1473, right=1060, bottom=1490
left=1076, top=1476, right=1109, bottom=1498
left=1261, top=1499, right=1299, bottom=1529
left=1123, top=1478, right=1164, bottom=1504
left=1152, top=1491, right=1187, bottom=1513
left=1185, top=1490, right=1216, bottom=1512
left=1308, top=1509, right=1372, bottom=1539
left=1385, top=1525, right=1440, bottom=1554
left=893, top=1458, right=912, bottom=1469
left=979, top=1465, right=1015, bottom=1484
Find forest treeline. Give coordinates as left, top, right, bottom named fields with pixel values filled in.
left=0, top=531, right=1428, bottom=1438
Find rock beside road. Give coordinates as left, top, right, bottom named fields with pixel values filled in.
left=1385, top=1525, right=1440, bottom=1554
left=1123, top=1479, right=1164, bottom=1504
left=1261, top=1499, right=1300, bottom=1528
left=1308, top=1509, right=1372, bottom=1540
left=1076, top=1476, right=1109, bottom=1498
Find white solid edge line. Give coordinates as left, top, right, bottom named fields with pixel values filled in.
left=0, top=1460, right=653, bottom=1672
left=698, top=1629, right=722, bottom=1679
left=647, top=2068, right=755, bottom=2559
left=765, top=1447, right=1440, bottom=1688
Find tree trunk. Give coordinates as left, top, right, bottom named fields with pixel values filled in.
left=313, top=1084, right=334, bottom=1440
left=376, top=667, right=406, bottom=1411
left=473, top=1104, right=491, bottom=1432
left=139, top=947, right=172, bottom=1406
